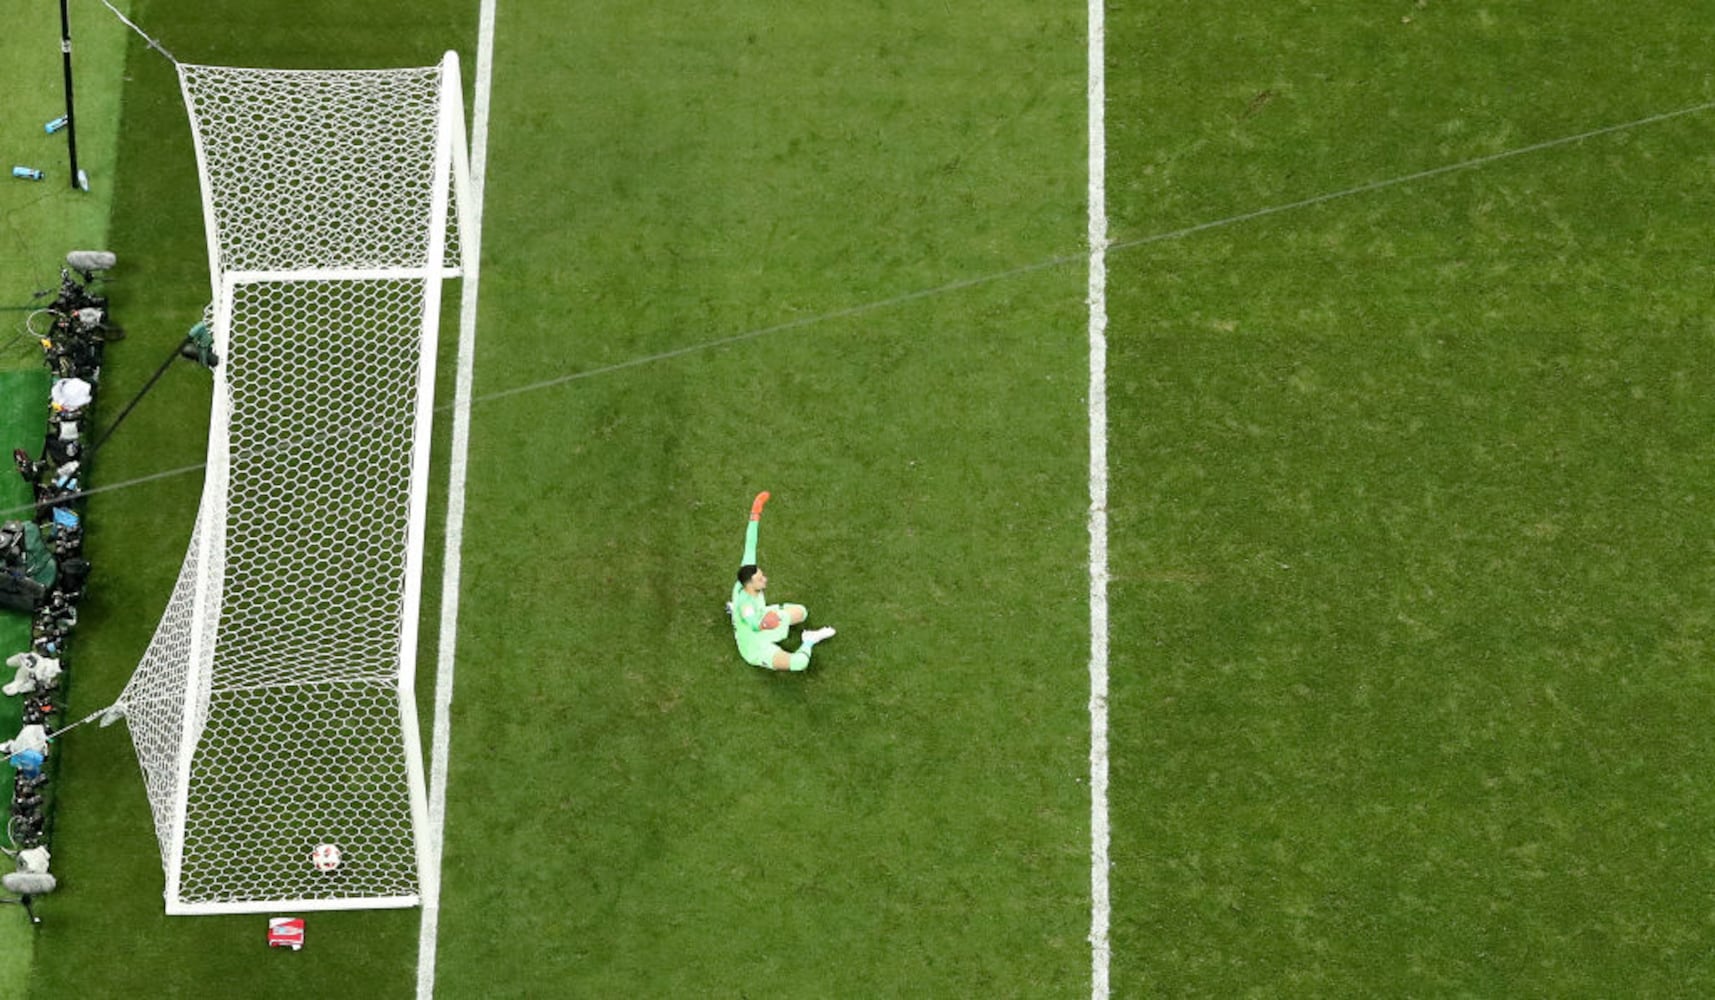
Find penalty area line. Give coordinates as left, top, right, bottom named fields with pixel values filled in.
left=1085, top=0, right=1110, bottom=993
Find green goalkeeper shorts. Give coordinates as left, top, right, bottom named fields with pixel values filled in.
left=742, top=642, right=786, bottom=670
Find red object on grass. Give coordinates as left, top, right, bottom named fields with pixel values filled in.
left=268, top=917, right=305, bottom=950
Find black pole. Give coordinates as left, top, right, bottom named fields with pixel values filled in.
left=57, top=0, right=81, bottom=191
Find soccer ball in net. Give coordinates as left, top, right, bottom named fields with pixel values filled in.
left=311, top=844, right=342, bottom=873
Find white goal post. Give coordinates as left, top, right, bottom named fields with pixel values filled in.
left=111, top=52, right=474, bottom=914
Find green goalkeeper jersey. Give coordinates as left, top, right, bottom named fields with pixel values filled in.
left=732, top=520, right=788, bottom=659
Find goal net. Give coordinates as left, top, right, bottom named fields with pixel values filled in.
left=110, top=53, right=472, bottom=914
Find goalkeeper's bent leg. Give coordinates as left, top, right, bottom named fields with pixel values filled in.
left=768, top=648, right=810, bottom=672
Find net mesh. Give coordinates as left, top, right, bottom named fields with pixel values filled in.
left=124, top=509, right=210, bottom=870
left=178, top=64, right=460, bottom=273
left=118, top=60, right=460, bottom=911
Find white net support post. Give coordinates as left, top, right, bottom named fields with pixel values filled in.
left=116, top=52, right=474, bottom=914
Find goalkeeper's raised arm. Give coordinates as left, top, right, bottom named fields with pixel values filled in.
left=741, top=490, right=768, bottom=567
left=728, top=492, right=835, bottom=672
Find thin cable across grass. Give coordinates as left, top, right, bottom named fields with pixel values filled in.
left=7, top=96, right=1709, bottom=521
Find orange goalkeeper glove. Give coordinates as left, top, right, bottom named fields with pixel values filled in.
left=750, top=491, right=771, bottom=521
left=760, top=610, right=781, bottom=629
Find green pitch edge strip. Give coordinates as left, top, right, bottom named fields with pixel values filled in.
left=0, top=369, right=48, bottom=994
left=1, top=371, right=50, bottom=766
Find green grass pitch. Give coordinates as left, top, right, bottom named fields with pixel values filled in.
left=8, top=0, right=1715, bottom=996
left=1107, top=3, right=1715, bottom=994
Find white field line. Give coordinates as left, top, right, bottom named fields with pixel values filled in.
left=416, top=1, right=495, bottom=997
left=14, top=99, right=1706, bottom=529
left=1085, top=0, right=1110, bottom=994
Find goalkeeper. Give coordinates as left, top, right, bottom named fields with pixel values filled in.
left=731, top=492, right=835, bottom=671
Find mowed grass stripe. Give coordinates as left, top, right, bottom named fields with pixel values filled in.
left=1107, top=3, right=1715, bottom=992
left=434, top=0, right=1088, bottom=995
